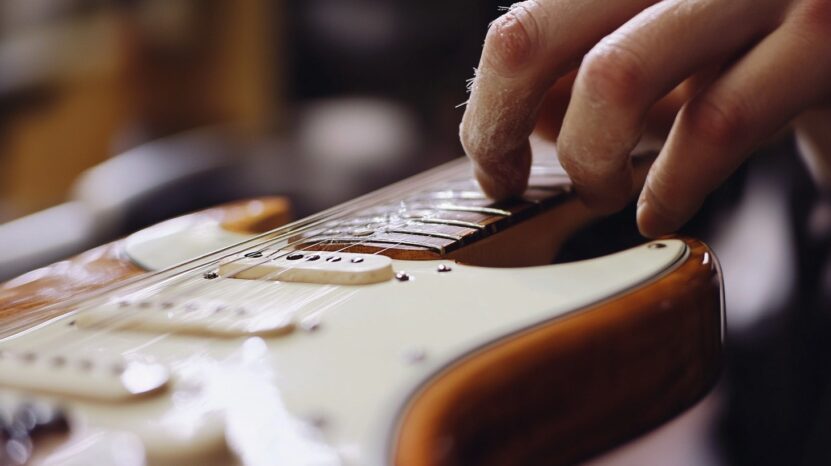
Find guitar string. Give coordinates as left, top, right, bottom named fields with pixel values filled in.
left=0, top=158, right=466, bottom=348
left=15, top=160, right=472, bottom=353
left=5, top=158, right=570, bottom=407
left=13, top=154, right=569, bottom=352
left=204, top=184, right=453, bottom=306
left=170, top=155, right=568, bottom=333
left=140, top=155, right=474, bottom=304
left=16, top=207, right=418, bottom=351
left=203, top=213, right=435, bottom=322
left=113, top=168, right=465, bottom=333
left=42, top=155, right=578, bottom=360
left=15, top=155, right=468, bottom=326
left=134, top=158, right=470, bottom=307
left=50, top=194, right=455, bottom=353
left=27, top=181, right=456, bottom=352
left=201, top=158, right=490, bottom=309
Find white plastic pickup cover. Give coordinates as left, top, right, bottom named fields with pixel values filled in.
left=75, top=298, right=295, bottom=337
left=0, top=348, right=168, bottom=402
left=219, top=251, right=394, bottom=285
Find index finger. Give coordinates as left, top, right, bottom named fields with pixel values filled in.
left=460, top=0, right=657, bottom=199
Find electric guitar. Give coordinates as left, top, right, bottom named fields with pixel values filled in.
left=0, top=154, right=723, bottom=465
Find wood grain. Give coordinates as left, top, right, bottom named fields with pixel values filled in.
left=394, top=238, right=723, bottom=466
left=0, top=197, right=291, bottom=327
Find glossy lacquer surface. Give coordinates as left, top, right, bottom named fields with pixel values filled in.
left=1, top=240, right=692, bottom=465
left=0, top=157, right=722, bottom=465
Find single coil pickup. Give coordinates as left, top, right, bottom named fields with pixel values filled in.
left=0, top=348, right=169, bottom=402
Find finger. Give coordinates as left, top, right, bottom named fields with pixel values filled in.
left=557, top=0, right=784, bottom=212
left=533, top=70, right=577, bottom=143
left=533, top=73, right=708, bottom=145
left=638, top=9, right=831, bottom=237
left=460, top=0, right=659, bottom=199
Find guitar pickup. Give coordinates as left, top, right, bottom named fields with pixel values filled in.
left=0, top=348, right=169, bottom=402
left=218, top=251, right=394, bottom=285
left=75, top=298, right=295, bottom=337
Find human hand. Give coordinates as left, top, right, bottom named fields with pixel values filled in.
left=460, top=0, right=831, bottom=237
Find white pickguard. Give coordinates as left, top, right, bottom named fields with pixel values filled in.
left=3, top=234, right=687, bottom=466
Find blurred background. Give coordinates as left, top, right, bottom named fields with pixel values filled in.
left=1, top=1, right=830, bottom=465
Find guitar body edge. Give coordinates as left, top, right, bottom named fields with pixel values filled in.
left=393, top=238, right=723, bottom=466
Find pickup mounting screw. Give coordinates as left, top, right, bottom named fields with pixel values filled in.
left=203, top=272, right=219, bottom=280
left=648, top=243, right=666, bottom=249
left=244, top=251, right=263, bottom=258
left=395, top=272, right=411, bottom=282
left=50, top=356, right=66, bottom=368
left=300, top=318, right=321, bottom=332
left=437, top=264, right=452, bottom=273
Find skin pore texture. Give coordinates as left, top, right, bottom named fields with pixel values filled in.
left=461, top=0, right=831, bottom=237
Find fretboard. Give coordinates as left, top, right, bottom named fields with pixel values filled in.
left=291, top=158, right=573, bottom=259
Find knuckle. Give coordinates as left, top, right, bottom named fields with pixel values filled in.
left=483, top=1, right=543, bottom=75
left=796, top=0, right=831, bottom=37
left=578, top=41, right=648, bottom=107
left=684, top=96, right=748, bottom=147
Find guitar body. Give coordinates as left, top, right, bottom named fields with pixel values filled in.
left=0, top=158, right=723, bottom=466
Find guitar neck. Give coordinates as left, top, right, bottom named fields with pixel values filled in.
left=290, top=157, right=581, bottom=262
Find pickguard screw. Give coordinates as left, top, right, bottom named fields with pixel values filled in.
left=308, top=414, right=328, bottom=429
left=648, top=243, right=666, bottom=249
left=203, top=272, right=219, bottom=280
left=402, top=348, right=427, bottom=365
left=395, top=272, right=411, bottom=282
left=111, top=363, right=126, bottom=376
left=437, top=264, right=452, bottom=273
